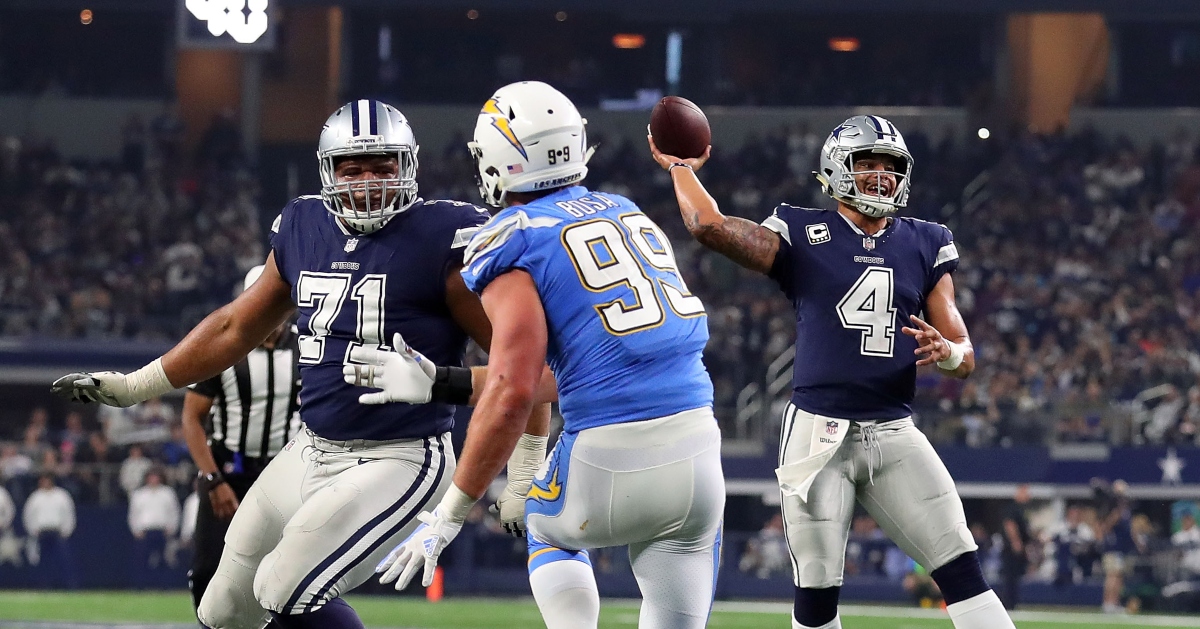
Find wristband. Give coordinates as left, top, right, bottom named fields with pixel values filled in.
left=669, top=162, right=693, bottom=173
left=431, top=366, right=473, bottom=405
left=198, top=470, right=226, bottom=491
left=936, top=341, right=966, bottom=371
left=506, top=433, right=548, bottom=490
left=127, top=358, right=175, bottom=404
left=438, top=483, right=478, bottom=525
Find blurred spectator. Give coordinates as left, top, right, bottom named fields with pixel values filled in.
left=128, top=467, right=180, bottom=588
left=1052, top=504, right=1098, bottom=585
left=0, top=482, right=17, bottom=568
left=1000, top=484, right=1032, bottom=609
left=119, top=444, right=152, bottom=497
left=737, top=513, right=789, bottom=579
left=57, top=411, right=89, bottom=466
left=74, top=432, right=120, bottom=503
left=21, top=473, right=77, bottom=589
left=1172, top=512, right=1200, bottom=577
left=1123, top=514, right=1162, bottom=613
left=0, top=441, right=33, bottom=480
left=1101, top=480, right=1134, bottom=613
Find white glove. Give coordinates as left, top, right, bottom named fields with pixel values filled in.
left=342, top=333, right=437, bottom=405
left=50, top=359, right=172, bottom=408
left=488, top=433, right=548, bottom=538
left=376, top=485, right=475, bottom=590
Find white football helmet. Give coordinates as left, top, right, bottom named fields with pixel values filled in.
left=814, top=115, right=913, bottom=218
left=468, top=81, right=592, bottom=208
left=317, top=99, right=419, bottom=233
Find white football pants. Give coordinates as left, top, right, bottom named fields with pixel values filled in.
left=526, top=407, right=726, bottom=629
left=197, top=428, right=453, bottom=629
left=778, top=405, right=976, bottom=588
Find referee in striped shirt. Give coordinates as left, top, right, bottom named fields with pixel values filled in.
left=181, top=265, right=300, bottom=613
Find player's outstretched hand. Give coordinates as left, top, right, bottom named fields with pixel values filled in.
left=489, top=486, right=528, bottom=537
left=902, top=314, right=951, bottom=367
left=51, top=371, right=137, bottom=407
left=648, top=132, right=711, bottom=172
left=342, top=332, right=437, bottom=405
left=376, top=507, right=463, bottom=590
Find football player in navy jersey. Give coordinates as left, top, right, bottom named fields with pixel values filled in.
left=51, top=100, right=550, bottom=629
left=650, top=116, right=1015, bottom=629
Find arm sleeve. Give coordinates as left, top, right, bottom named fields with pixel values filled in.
left=761, top=206, right=796, bottom=299
left=189, top=373, right=222, bottom=399
left=929, top=224, right=959, bottom=291
left=459, top=210, right=538, bottom=295
left=268, top=201, right=293, bottom=281
left=444, top=203, right=492, bottom=276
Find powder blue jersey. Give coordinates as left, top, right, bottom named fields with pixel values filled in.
left=762, top=205, right=959, bottom=421
left=460, top=186, right=713, bottom=433
left=270, top=196, right=489, bottom=441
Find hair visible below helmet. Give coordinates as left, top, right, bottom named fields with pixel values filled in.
left=468, top=81, right=591, bottom=208
left=813, top=114, right=913, bottom=218
left=317, top=99, right=419, bottom=233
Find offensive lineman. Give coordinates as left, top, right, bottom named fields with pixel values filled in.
left=351, top=81, right=724, bottom=629
left=51, top=100, right=549, bottom=629
left=649, top=116, right=1016, bottom=629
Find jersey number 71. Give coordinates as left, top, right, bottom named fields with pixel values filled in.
left=561, top=214, right=705, bottom=335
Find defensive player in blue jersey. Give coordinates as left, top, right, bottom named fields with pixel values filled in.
left=349, top=81, right=724, bottom=629
left=650, top=116, right=1015, bottom=629
left=50, top=100, right=550, bottom=629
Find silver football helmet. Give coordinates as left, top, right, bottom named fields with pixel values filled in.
left=814, top=115, right=912, bottom=218
left=317, top=99, right=419, bottom=233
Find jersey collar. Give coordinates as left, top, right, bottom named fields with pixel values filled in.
left=835, top=211, right=893, bottom=238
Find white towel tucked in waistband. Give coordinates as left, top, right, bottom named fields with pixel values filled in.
left=774, top=409, right=849, bottom=502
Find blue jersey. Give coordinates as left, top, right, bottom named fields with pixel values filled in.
left=460, top=186, right=713, bottom=433
left=270, top=196, right=489, bottom=441
left=761, top=205, right=959, bottom=420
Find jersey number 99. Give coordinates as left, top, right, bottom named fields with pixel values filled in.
left=562, top=215, right=705, bottom=335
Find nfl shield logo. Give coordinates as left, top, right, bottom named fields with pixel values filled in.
left=344, top=238, right=359, bottom=253
left=862, top=237, right=875, bottom=251
left=826, top=421, right=839, bottom=435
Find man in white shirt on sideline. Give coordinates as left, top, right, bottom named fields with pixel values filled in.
left=1172, top=512, right=1200, bottom=577
left=129, top=467, right=181, bottom=589
left=119, top=444, right=153, bottom=497
left=0, top=483, right=19, bottom=567
left=22, top=473, right=77, bottom=588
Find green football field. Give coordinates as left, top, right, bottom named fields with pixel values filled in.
left=2, top=591, right=1200, bottom=629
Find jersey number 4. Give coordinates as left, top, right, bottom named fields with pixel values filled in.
left=836, top=266, right=897, bottom=357
left=295, top=272, right=386, bottom=365
left=562, top=215, right=704, bottom=335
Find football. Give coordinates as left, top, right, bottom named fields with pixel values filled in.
left=649, top=96, right=711, bottom=159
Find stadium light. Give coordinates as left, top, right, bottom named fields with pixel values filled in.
left=612, top=34, right=646, bottom=49
left=978, top=127, right=991, bottom=139
left=186, top=0, right=270, bottom=45
left=828, top=37, right=860, bottom=52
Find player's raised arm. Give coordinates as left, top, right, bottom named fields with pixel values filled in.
left=52, top=253, right=296, bottom=407
left=902, top=273, right=975, bottom=379
left=649, top=135, right=780, bottom=275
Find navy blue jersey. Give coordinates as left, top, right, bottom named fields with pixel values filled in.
left=461, top=186, right=713, bottom=432
left=270, top=196, right=489, bottom=440
left=761, top=205, right=959, bottom=420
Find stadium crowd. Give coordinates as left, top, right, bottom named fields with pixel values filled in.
left=3, top=117, right=1200, bottom=446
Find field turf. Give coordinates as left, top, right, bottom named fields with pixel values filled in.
left=2, top=591, right=1200, bottom=628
